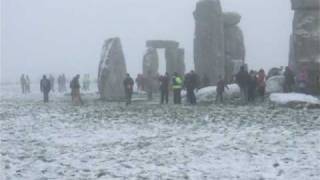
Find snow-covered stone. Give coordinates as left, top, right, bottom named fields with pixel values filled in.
left=195, top=84, right=240, bottom=103
left=266, top=75, right=285, bottom=94
left=270, top=93, right=320, bottom=108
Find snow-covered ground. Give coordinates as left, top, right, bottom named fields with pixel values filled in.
left=1, top=83, right=320, bottom=179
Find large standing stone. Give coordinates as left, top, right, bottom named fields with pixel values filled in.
left=194, top=0, right=225, bottom=85
left=223, top=12, right=245, bottom=81
left=98, top=38, right=127, bottom=100
left=290, top=0, right=320, bottom=93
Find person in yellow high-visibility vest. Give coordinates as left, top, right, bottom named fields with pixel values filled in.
left=172, top=72, right=183, bottom=104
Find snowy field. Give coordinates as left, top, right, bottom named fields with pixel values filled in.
left=1, top=83, right=320, bottom=180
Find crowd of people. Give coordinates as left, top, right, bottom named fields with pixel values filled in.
left=235, top=66, right=266, bottom=103
left=123, top=66, right=267, bottom=106
left=22, top=65, right=319, bottom=106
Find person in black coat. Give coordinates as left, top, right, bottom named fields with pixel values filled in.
left=236, top=66, right=250, bottom=102
left=159, top=73, right=170, bottom=104
left=184, top=71, right=198, bottom=105
left=70, top=75, right=82, bottom=105
left=40, top=75, right=51, bottom=103
left=248, top=71, right=257, bottom=102
left=283, top=66, right=295, bottom=93
left=216, top=75, right=229, bottom=103
left=123, top=73, right=134, bottom=105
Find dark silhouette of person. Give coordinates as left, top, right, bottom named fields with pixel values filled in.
left=184, top=71, right=198, bottom=105
left=216, top=75, right=228, bottom=103
left=123, top=73, right=134, bottom=105
left=40, top=75, right=51, bottom=103
left=159, top=72, right=170, bottom=104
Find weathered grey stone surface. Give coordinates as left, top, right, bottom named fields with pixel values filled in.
left=291, top=0, right=320, bottom=9
left=223, top=12, right=241, bottom=26
left=98, top=38, right=127, bottom=100
left=290, top=0, right=320, bottom=93
left=165, top=48, right=185, bottom=76
left=146, top=40, right=179, bottom=49
left=143, top=48, right=159, bottom=93
left=224, top=12, right=245, bottom=81
left=194, top=0, right=225, bottom=85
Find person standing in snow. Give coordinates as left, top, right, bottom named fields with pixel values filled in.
left=257, top=69, right=266, bottom=101
left=123, top=73, right=134, bottom=105
left=172, top=72, right=183, bottom=104
left=70, top=74, right=83, bottom=105
left=40, top=75, right=51, bottom=103
left=236, top=66, right=250, bottom=102
left=283, top=66, right=295, bottom=93
left=248, top=71, right=257, bottom=102
left=25, top=75, right=31, bottom=93
left=20, top=74, right=26, bottom=94
left=159, top=73, right=170, bottom=104
left=216, top=75, right=229, bottom=103
left=184, top=70, right=198, bottom=105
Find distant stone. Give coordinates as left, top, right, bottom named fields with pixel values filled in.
left=98, top=38, right=127, bottom=100
left=143, top=48, right=159, bottom=77
left=144, top=40, right=185, bottom=76
left=165, top=48, right=185, bottom=76
left=146, top=40, right=179, bottom=49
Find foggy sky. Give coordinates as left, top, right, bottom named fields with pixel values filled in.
left=1, top=0, right=293, bottom=82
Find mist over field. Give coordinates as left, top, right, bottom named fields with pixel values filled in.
left=1, top=0, right=293, bottom=82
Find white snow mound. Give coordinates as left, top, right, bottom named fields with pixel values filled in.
left=266, top=75, right=284, bottom=93
left=270, top=93, right=320, bottom=105
left=195, top=84, right=240, bottom=103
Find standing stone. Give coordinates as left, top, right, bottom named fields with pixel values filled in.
left=143, top=48, right=159, bottom=93
left=143, top=48, right=159, bottom=77
left=177, top=48, right=186, bottom=76
left=165, top=48, right=185, bottom=76
left=290, top=0, right=320, bottom=93
left=223, top=12, right=245, bottom=82
left=194, top=0, right=225, bottom=85
left=98, top=38, right=127, bottom=100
